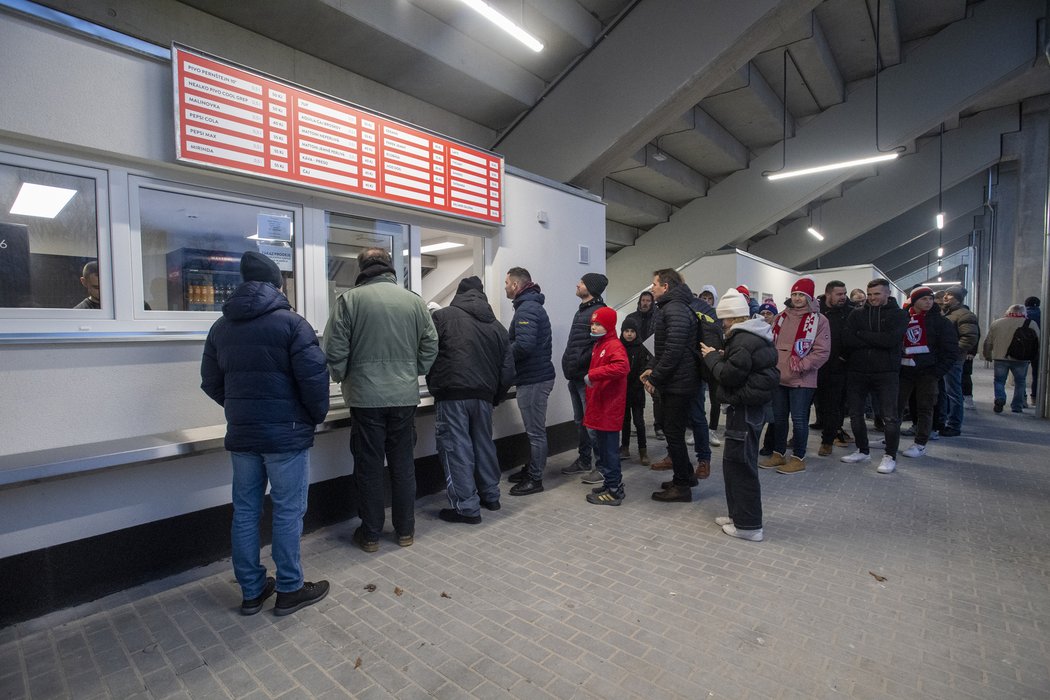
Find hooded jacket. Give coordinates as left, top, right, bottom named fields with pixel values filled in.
left=561, top=295, right=606, bottom=380
left=620, top=320, right=653, bottom=403
left=508, top=284, right=555, bottom=386
left=703, top=318, right=779, bottom=407
left=901, top=304, right=959, bottom=377
left=843, top=298, right=909, bottom=374
left=427, top=287, right=515, bottom=404
left=583, top=324, right=628, bottom=432
left=201, top=281, right=330, bottom=452
left=625, top=294, right=656, bottom=340
left=772, top=297, right=831, bottom=388
left=648, top=283, right=701, bottom=396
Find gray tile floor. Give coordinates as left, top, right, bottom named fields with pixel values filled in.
left=3, top=366, right=1049, bottom=699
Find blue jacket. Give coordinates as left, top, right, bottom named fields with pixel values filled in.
left=201, top=281, right=330, bottom=453
left=509, top=284, right=555, bottom=386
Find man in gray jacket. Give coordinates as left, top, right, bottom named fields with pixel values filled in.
left=323, top=248, right=438, bottom=553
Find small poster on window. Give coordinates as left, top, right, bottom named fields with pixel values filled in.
left=257, top=244, right=293, bottom=271
left=257, top=213, right=292, bottom=241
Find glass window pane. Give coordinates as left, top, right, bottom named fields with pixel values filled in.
left=326, top=213, right=408, bottom=312
left=138, top=188, right=297, bottom=312
left=0, top=163, right=98, bottom=309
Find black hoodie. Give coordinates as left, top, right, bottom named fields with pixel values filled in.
left=843, top=297, right=909, bottom=374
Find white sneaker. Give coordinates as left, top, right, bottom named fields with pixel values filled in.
left=686, top=434, right=695, bottom=446
left=714, top=516, right=733, bottom=526
left=877, top=455, right=897, bottom=473
left=901, top=443, right=926, bottom=458
left=709, top=435, right=721, bottom=447
left=840, top=451, right=871, bottom=464
left=722, top=523, right=763, bottom=541
left=964, top=397, right=976, bottom=410
left=929, top=430, right=940, bottom=441
left=874, top=437, right=886, bottom=447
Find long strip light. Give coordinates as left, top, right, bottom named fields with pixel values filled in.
left=459, top=0, right=544, bottom=52
left=806, top=227, right=824, bottom=241
left=766, top=152, right=898, bottom=181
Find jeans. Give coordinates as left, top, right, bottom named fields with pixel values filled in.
left=898, top=372, right=938, bottom=445
left=689, top=383, right=712, bottom=462
left=722, top=404, right=764, bottom=530
left=938, top=360, right=965, bottom=431
left=231, top=450, right=309, bottom=597
left=436, top=399, right=501, bottom=517
left=517, top=379, right=554, bottom=480
left=847, top=372, right=900, bottom=457
left=351, top=406, right=417, bottom=540
left=567, top=379, right=597, bottom=468
left=993, top=360, right=1029, bottom=411
left=661, top=392, right=693, bottom=485
left=772, top=385, right=816, bottom=458
left=593, top=429, right=623, bottom=492
left=622, top=396, right=646, bottom=450
left=817, top=372, right=849, bottom=444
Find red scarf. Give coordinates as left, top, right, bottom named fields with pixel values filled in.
left=902, top=309, right=929, bottom=366
left=772, top=309, right=818, bottom=359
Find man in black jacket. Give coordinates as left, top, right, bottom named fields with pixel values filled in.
left=641, top=269, right=701, bottom=502
left=201, top=251, right=330, bottom=617
left=427, top=277, right=515, bottom=524
left=840, top=278, right=909, bottom=474
left=815, top=281, right=854, bottom=457
left=560, top=273, right=607, bottom=481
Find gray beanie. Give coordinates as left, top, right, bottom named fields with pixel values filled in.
left=945, top=285, right=967, bottom=301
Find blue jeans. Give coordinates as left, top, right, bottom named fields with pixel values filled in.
left=593, top=429, right=622, bottom=492
left=993, top=360, right=1028, bottom=411
left=231, top=450, right=309, bottom=597
left=772, top=386, right=816, bottom=458
left=938, top=360, right=965, bottom=430
left=567, top=379, right=598, bottom=468
left=517, top=380, right=554, bottom=480
left=351, top=406, right=417, bottom=540
left=436, top=399, right=501, bottom=517
left=689, top=382, right=712, bottom=462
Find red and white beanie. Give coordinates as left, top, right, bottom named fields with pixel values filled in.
left=790, top=277, right=815, bottom=300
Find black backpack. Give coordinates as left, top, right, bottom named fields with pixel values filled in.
left=1006, top=319, right=1039, bottom=361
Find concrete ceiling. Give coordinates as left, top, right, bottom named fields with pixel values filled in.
left=39, top=0, right=1049, bottom=297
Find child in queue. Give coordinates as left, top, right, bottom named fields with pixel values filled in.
left=583, top=306, right=629, bottom=505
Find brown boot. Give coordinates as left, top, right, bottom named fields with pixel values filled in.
left=818, top=443, right=833, bottom=457
left=776, top=456, right=806, bottom=474
left=650, top=455, right=673, bottom=471
left=758, top=451, right=786, bottom=469
left=660, top=478, right=697, bottom=489
left=694, top=460, right=710, bottom=479
left=638, top=448, right=649, bottom=466
left=651, top=484, right=692, bottom=502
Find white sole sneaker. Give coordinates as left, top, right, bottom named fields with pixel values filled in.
left=901, top=444, right=926, bottom=458
left=877, top=456, right=897, bottom=474
left=722, top=523, right=763, bottom=541
left=714, top=516, right=733, bottom=526
left=840, top=451, right=871, bottom=464
left=709, top=436, right=722, bottom=447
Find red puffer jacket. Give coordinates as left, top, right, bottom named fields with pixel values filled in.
left=584, top=331, right=628, bottom=432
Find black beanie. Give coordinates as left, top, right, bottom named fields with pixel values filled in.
left=457, top=275, right=484, bottom=294
left=621, top=317, right=640, bottom=333
left=240, top=251, right=282, bottom=287
left=581, top=272, right=608, bottom=297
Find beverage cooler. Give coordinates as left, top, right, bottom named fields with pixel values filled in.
left=166, top=248, right=241, bottom=311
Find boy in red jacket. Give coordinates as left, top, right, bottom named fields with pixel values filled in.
left=584, top=306, right=629, bottom=505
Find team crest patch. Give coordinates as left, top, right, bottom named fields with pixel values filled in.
left=794, top=339, right=812, bottom=357
left=906, top=326, right=922, bottom=344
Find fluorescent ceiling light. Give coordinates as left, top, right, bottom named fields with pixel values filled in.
left=936, top=247, right=944, bottom=257
left=10, top=183, right=77, bottom=218
left=923, top=280, right=962, bottom=286
left=806, top=227, right=824, bottom=241
left=420, top=241, right=465, bottom=254
left=935, top=213, right=945, bottom=229
left=765, top=152, right=899, bottom=181
left=459, top=0, right=544, bottom=52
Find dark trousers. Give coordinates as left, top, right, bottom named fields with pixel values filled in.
left=594, top=430, right=623, bottom=492
left=817, top=371, right=849, bottom=444
left=708, top=379, right=721, bottom=430
left=568, top=379, right=597, bottom=468
left=621, top=395, right=646, bottom=450
left=898, top=372, right=939, bottom=445
left=661, top=392, right=693, bottom=486
left=847, top=372, right=900, bottom=458
left=351, top=406, right=417, bottom=539
left=653, top=391, right=664, bottom=432
left=962, top=357, right=974, bottom=397
left=723, top=404, right=764, bottom=530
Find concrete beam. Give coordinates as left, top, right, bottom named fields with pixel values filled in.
left=701, top=62, right=794, bottom=149
left=609, top=145, right=708, bottom=204
left=606, top=220, right=642, bottom=248
left=754, top=14, right=844, bottom=116
left=659, top=108, right=750, bottom=178
left=602, top=179, right=673, bottom=228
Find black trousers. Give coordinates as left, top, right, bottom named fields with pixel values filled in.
left=898, top=371, right=939, bottom=445
left=621, top=395, right=646, bottom=449
left=723, top=404, right=764, bottom=530
left=817, top=371, right=848, bottom=444
left=847, top=372, right=900, bottom=458
left=351, top=406, right=417, bottom=539
left=708, top=379, right=721, bottom=430
left=661, top=392, right=693, bottom=486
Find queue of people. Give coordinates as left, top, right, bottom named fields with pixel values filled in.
left=199, top=250, right=1041, bottom=615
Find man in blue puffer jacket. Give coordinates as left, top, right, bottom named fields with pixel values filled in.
left=201, top=251, right=330, bottom=617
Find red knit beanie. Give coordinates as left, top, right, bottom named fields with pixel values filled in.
left=790, top=277, right=815, bottom=300
left=735, top=284, right=751, bottom=299
left=591, top=306, right=617, bottom=331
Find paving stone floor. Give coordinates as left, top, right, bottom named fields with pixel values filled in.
left=3, top=366, right=1049, bottom=699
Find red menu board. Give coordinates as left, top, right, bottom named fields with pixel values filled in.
left=172, top=44, right=504, bottom=225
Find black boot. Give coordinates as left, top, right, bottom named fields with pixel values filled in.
left=509, top=478, right=544, bottom=496
left=507, top=466, right=528, bottom=483
left=274, top=581, right=329, bottom=616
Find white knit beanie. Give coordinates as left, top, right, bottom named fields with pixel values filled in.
left=716, top=288, right=750, bottom=319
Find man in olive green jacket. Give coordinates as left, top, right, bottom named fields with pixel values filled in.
left=324, top=248, right=438, bottom=553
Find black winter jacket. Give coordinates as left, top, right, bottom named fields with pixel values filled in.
left=427, top=288, right=515, bottom=404
left=561, top=296, right=605, bottom=380
left=625, top=296, right=656, bottom=340
left=843, top=298, right=909, bottom=374
left=704, top=318, right=779, bottom=407
left=817, top=295, right=855, bottom=375
left=509, top=284, right=555, bottom=386
left=688, top=294, right=724, bottom=382
left=621, top=330, right=653, bottom=403
left=900, top=305, right=959, bottom=378
left=201, top=281, right=330, bottom=453
left=648, top=284, right=700, bottom=396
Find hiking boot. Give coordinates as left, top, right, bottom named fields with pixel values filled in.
left=901, top=443, right=926, bottom=458
left=840, top=451, right=871, bottom=464
left=507, top=467, right=528, bottom=483
left=586, top=487, right=624, bottom=506
left=638, top=448, right=649, bottom=466
left=509, top=478, right=544, bottom=496
left=580, top=469, right=603, bottom=484
left=438, top=509, right=481, bottom=524
left=274, top=580, right=329, bottom=616
left=651, top=484, right=692, bottom=502
left=721, top=524, right=763, bottom=542
left=660, top=478, right=698, bottom=489
left=759, top=452, right=785, bottom=469
left=834, top=430, right=852, bottom=446
left=776, top=456, right=806, bottom=474
left=818, top=443, right=833, bottom=457
left=650, top=455, right=673, bottom=471
left=240, top=577, right=275, bottom=616
left=694, top=460, right=710, bottom=480
left=561, top=459, right=589, bottom=475
left=352, top=527, right=378, bottom=553
left=876, top=455, right=897, bottom=474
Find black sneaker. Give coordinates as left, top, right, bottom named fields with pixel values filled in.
left=438, top=508, right=481, bottom=524
left=561, top=459, right=589, bottom=475
left=480, top=499, right=501, bottom=511
left=586, top=487, right=624, bottom=506
left=274, top=580, right=329, bottom=617
left=352, top=526, right=379, bottom=553
left=509, top=478, right=544, bottom=496
left=507, top=467, right=528, bottom=483
left=939, top=427, right=961, bottom=437
left=240, top=576, right=275, bottom=616
left=993, top=399, right=1004, bottom=413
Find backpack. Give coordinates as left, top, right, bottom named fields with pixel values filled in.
left=1006, top=319, right=1039, bottom=361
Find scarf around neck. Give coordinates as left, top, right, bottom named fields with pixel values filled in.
left=355, top=262, right=398, bottom=287
left=901, top=309, right=929, bottom=365
left=772, top=308, right=818, bottom=359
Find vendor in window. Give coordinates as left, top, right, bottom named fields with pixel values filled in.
left=73, top=261, right=100, bottom=309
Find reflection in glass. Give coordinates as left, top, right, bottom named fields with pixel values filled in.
left=326, top=213, right=408, bottom=314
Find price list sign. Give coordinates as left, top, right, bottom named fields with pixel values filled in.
left=172, top=45, right=504, bottom=225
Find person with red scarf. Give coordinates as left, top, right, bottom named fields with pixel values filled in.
left=897, top=287, right=958, bottom=461
left=759, top=277, right=830, bottom=474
